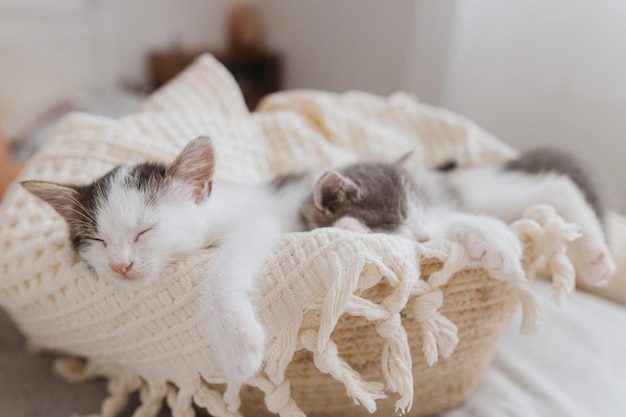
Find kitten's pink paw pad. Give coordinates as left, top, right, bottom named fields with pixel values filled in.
left=453, top=227, right=524, bottom=280
left=591, top=251, right=605, bottom=265
left=578, top=249, right=616, bottom=286
left=474, top=244, right=523, bottom=280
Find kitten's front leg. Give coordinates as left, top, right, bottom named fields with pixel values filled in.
left=430, top=211, right=524, bottom=280
left=202, top=215, right=279, bottom=384
left=205, top=288, right=265, bottom=384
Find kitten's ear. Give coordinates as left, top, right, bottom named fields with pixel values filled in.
left=313, top=170, right=360, bottom=217
left=168, top=136, right=215, bottom=203
left=21, top=181, right=80, bottom=221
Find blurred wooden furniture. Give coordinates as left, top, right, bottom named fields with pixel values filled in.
left=149, top=50, right=281, bottom=110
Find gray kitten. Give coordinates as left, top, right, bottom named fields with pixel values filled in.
left=304, top=148, right=614, bottom=285
left=299, top=160, right=422, bottom=234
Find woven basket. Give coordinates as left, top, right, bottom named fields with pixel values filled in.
left=0, top=55, right=575, bottom=417
left=240, top=267, right=517, bottom=417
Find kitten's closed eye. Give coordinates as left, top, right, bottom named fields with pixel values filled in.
left=134, top=227, right=155, bottom=243
left=86, top=237, right=107, bottom=247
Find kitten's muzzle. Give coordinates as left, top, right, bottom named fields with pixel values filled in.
left=110, top=261, right=134, bottom=277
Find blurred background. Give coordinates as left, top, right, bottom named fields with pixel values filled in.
left=1, top=0, right=625, bottom=211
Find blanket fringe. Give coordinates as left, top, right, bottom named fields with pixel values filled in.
left=512, top=204, right=581, bottom=307
left=249, top=376, right=306, bottom=417
left=300, top=329, right=386, bottom=413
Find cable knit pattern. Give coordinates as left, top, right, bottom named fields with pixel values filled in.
left=0, top=55, right=586, bottom=417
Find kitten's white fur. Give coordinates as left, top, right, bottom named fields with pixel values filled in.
left=24, top=137, right=314, bottom=384
left=82, top=164, right=215, bottom=284
left=398, top=186, right=524, bottom=281
left=331, top=156, right=614, bottom=286
left=326, top=165, right=526, bottom=282
left=93, top=178, right=309, bottom=383
left=445, top=166, right=615, bottom=284
left=338, top=208, right=525, bottom=281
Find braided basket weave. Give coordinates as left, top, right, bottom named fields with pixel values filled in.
left=0, top=55, right=577, bottom=417
left=240, top=269, right=518, bottom=417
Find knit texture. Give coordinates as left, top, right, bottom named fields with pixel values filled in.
left=0, top=55, right=585, bottom=417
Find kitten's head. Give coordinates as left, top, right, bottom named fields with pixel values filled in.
left=22, top=136, right=215, bottom=285
left=303, top=160, right=421, bottom=235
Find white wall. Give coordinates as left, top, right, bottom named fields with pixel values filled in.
left=259, top=0, right=416, bottom=95
left=95, top=0, right=235, bottom=90
left=404, top=0, right=457, bottom=106
left=0, top=0, right=94, bottom=87
left=422, top=0, right=626, bottom=211
left=0, top=0, right=418, bottom=95
left=0, top=0, right=236, bottom=91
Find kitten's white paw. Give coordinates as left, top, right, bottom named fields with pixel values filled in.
left=211, top=315, right=265, bottom=383
left=333, top=216, right=370, bottom=233
left=573, top=240, right=616, bottom=286
left=451, top=224, right=524, bottom=280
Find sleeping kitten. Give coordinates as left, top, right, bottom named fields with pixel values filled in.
left=301, top=159, right=525, bottom=281
left=21, top=136, right=314, bottom=384
left=303, top=148, right=615, bottom=285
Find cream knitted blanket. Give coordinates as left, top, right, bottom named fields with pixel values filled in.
left=0, top=55, right=584, bottom=417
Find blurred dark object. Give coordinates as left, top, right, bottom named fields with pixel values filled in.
left=149, top=50, right=281, bottom=111
left=149, top=3, right=278, bottom=110
left=228, top=4, right=264, bottom=53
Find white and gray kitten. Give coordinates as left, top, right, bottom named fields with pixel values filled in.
left=22, top=136, right=313, bottom=384
left=301, top=159, right=525, bottom=280
left=302, top=148, right=615, bottom=285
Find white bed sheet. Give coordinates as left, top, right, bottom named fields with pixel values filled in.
left=443, top=279, right=626, bottom=417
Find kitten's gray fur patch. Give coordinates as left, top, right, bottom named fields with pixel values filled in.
left=63, top=169, right=116, bottom=254
left=301, top=161, right=418, bottom=232
left=505, top=148, right=603, bottom=219
left=124, top=162, right=168, bottom=204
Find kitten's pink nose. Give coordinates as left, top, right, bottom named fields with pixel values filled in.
left=111, top=261, right=134, bottom=276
